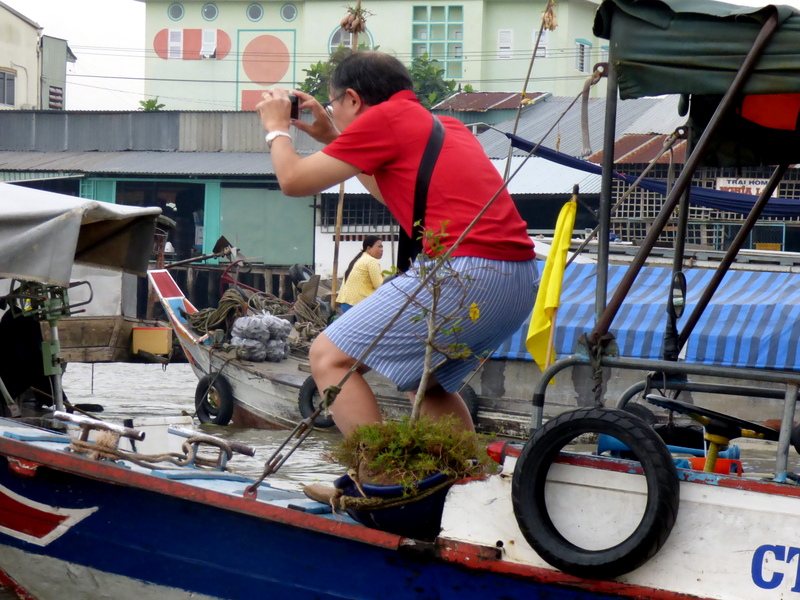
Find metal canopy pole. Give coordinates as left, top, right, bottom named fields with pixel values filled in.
left=677, top=163, right=788, bottom=349
left=588, top=9, right=780, bottom=346
left=595, top=65, right=618, bottom=320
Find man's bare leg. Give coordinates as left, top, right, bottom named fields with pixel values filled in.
left=309, top=333, right=382, bottom=437
left=406, top=380, right=475, bottom=432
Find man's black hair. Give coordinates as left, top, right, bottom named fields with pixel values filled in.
left=331, top=51, right=414, bottom=106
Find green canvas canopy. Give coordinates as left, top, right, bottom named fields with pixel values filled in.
left=593, top=0, right=800, bottom=100
left=594, top=0, right=800, bottom=166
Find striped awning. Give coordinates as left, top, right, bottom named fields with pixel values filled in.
left=495, top=263, right=800, bottom=371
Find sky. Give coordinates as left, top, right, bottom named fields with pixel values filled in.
left=4, top=0, right=145, bottom=110
left=5, top=0, right=800, bottom=111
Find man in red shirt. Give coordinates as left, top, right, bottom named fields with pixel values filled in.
left=256, top=51, right=537, bottom=438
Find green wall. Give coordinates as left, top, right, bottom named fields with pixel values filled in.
left=220, top=187, right=314, bottom=265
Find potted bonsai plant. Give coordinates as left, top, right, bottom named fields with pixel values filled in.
left=325, top=223, right=495, bottom=539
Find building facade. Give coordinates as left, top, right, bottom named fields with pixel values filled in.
left=0, top=3, right=76, bottom=111
left=0, top=1, right=41, bottom=110
left=137, top=0, right=606, bottom=110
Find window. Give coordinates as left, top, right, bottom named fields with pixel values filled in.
left=329, top=28, right=373, bottom=53
left=412, top=5, right=464, bottom=77
left=0, top=71, right=15, bottom=106
left=533, top=30, right=547, bottom=58
left=320, top=194, right=394, bottom=232
left=498, top=29, right=513, bottom=59
left=330, top=28, right=353, bottom=53
left=168, top=3, right=184, bottom=20
left=200, top=29, right=217, bottom=58
left=575, top=40, right=591, bottom=73
left=202, top=3, right=218, bottom=21
left=280, top=3, right=297, bottom=21
left=247, top=4, right=263, bottom=21
left=168, top=29, right=183, bottom=59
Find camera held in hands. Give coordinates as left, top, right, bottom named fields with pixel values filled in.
left=289, top=94, right=299, bottom=120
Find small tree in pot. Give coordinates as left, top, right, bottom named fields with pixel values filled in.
left=329, top=223, right=494, bottom=498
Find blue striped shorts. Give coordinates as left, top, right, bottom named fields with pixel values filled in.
left=324, top=257, right=539, bottom=393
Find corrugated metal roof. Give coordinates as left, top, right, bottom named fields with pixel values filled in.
left=0, top=111, right=321, bottom=155
left=587, top=134, right=688, bottom=165
left=0, top=151, right=275, bottom=176
left=322, top=156, right=601, bottom=196
left=477, top=95, right=677, bottom=159
left=624, top=95, right=685, bottom=135
left=433, top=92, right=546, bottom=112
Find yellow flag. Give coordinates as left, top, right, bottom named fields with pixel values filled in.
left=526, top=199, right=577, bottom=368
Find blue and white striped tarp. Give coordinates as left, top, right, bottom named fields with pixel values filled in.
left=494, top=263, right=800, bottom=371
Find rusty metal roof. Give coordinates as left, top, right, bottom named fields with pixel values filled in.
left=433, top=92, right=546, bottom=112
left=586, top=134, right=688, bottom=165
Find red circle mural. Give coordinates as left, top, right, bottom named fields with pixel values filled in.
left=242, top=35, right=290, bottom=85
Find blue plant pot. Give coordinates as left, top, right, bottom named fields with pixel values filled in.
left=334, top=471, right=452, bottom=540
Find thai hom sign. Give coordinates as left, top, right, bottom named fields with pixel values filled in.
left=716, top=177, right=778, bottom=198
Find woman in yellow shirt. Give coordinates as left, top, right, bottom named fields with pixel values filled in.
left=337, top=236, right=384, bottom=312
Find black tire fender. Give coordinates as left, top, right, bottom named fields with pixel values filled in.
left=298, top=376, right=336, bottom=429
left=195, top=373, right=235, bottom=426
left=288, top=264, right=314, bottom=287
left=459, top=384, right=480, bottom=422
left=511, top=407, right=680, bottom=579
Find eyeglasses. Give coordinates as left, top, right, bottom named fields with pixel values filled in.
left=324, top=92, right=347, bottom=116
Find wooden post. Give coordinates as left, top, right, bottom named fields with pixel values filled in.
left=330, top=0, right=363, bottom=311
left=146, top=227, right=167, bottom=320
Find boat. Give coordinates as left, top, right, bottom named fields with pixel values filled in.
left=147, top=266, right=490, bottom=433
left=0, top=183, right=161, bottom=417
left=0, top=401, right=799, bottom=600
left=7, top=1, right=800, bottom=598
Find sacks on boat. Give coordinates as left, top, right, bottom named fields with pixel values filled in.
left=230, top=313, right=292, bottom=362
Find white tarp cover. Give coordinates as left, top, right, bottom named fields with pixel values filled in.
left=0, top=183, right=161, bottom=287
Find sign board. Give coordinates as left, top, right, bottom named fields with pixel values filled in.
left=716, top=178, right=778, bottom=198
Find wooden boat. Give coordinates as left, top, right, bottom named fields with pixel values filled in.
left=1, top=404, right=799, bottom=600
left=148, top=267, right=491, bottom=433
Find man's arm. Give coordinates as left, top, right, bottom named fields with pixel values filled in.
left=357, top=174, right=384, bottom=204
left=270, top=140, right=362, bottom=197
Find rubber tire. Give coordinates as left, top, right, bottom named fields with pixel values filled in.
left=512, top=407, right=680, bottom=579
left=195, top=374, right=235, bottom=426
left=289, top=264, right=314, bottom=287
left=459, top=384, right=480, bottom=422
left=298, top=376, right=336, bottom=429
left=622, top=402, right=656, bottom=425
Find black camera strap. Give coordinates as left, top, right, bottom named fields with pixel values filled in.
left=396, top=115, right=445, bottom=272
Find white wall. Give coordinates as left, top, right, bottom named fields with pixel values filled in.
left=313, top=229, right=395, bottom=280
left=0, top=5, right=40, bottom=109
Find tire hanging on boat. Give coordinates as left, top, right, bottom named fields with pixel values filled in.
left=298, top=376, right=336, bottom=429
left=195, top=373, right=235, bottom=426
left=511, top=407, right=680, bottom=579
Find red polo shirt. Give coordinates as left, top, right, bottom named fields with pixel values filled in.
left=322, top=90, right=534, bottom=261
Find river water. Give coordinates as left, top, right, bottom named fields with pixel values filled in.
left=59, top=361, right=344, bottom=490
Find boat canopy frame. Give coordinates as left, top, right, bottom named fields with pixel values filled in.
left=532, top=0, right=800, bottom=481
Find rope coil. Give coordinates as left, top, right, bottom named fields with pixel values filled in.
left=323, top=475, right=456, bottom=513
